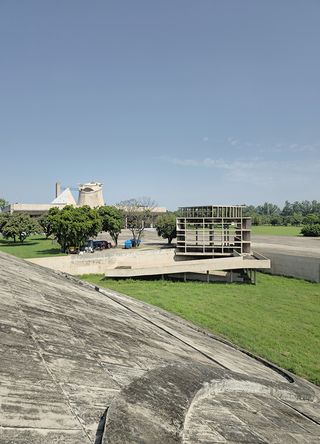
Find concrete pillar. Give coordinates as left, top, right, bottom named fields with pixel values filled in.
left=55, top=182, right=61, bottom=198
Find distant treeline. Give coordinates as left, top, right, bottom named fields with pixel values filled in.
left=243, top=200, right=320, bottom=227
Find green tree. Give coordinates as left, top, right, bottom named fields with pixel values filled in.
left=155, top=213, right=177, bottom=244
left=0, top=198, right=9, bottom=211
left=270, top=215, right=283, bottom=226
left=301, top=224, right=320, bottom=237
left=289, top=212, right=303, bottom=226
left=2, top=213, right=40, bottom=243
left=38, top=209, right=59, bottom=238
left=0, top=213, right=9, bottom=231
left=256, top=202, right=281, bottom=216
left=98, top=206, right=124, bottom=246
left=49, top=205, right=102, bottom=252
left=281, top=200, right=293, bottom=217
left=303, top=214, right=320, bottom=225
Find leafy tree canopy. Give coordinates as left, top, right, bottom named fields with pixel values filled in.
left=0, top=213, right=9, bottom=231
left=155, top=212, right=177, bottom=244
left=48, top=205, right=102, bottom=252
left=38, top=210, right=59, bottom=238
left=0, top=198, right=9, bottom=210
left=98, top=206, right=124, bottom=246
left=1, top=213, right=40, bottom=243
left=301, top=224, right=320, bottom=237
left=244, top=200, right=320, bottom=226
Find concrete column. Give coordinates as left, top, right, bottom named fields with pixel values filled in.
left=55, top=182, right=61, bottom=198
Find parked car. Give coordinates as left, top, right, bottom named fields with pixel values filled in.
left=93, top=240, right=111, bottom=250
left=68, top=246, right=79, bottom=254
left=84, top=240, right=111, bottom=252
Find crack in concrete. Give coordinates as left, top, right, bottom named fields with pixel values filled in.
left=94, top=286, right=230, bottom=371
left=93, top=285, right=293, bottom=384
left=11, top=297, right=92, bottom=443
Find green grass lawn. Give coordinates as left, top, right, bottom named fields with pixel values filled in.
left=0, top=236, right=66, bottom=258
left=79, top=273, right=320, bottom=385
left=251, top=225, right=302, bottom=236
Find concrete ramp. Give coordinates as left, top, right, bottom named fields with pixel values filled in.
left=105, top=254, right=270, bottom=278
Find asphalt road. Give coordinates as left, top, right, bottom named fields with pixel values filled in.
left=252, top=235, right=320, bottom=258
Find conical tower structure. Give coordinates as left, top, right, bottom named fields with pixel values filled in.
left=78, top=182, right=104, bottom=208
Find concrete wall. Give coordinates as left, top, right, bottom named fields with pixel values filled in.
left=28, top=248, right=269, bottom=279
left=28, top=248, right=177, bottom=275
left=259, top=251, right=320, bottom=283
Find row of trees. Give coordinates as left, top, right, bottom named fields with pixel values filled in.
left=0, top=213, right=39, bottom=243
left=39, top=205, right=125, bottom=252
left=0, top=201, right=178, bottom=251
left=1, top=197, right=320, bottom=246
left=244, top=200, right=320, bottom=226
left=0, top=206, right=124, bottom=251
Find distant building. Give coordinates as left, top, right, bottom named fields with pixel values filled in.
left=2, top=182, right=104, bottom=215
left=2, top=183, right=167, bottom=224
left=78, top=182, right=104, bottom=208
left=52, top=188, right=76, bottom=206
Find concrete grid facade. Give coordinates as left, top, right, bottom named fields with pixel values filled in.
left=176, top=205, right=251, bottom=257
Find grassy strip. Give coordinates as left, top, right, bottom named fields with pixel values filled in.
left=251, top=225, right=302, bottom=236
left=0, top=236, right=66, bottom=258
left=79, top=273, right=320, bottom=385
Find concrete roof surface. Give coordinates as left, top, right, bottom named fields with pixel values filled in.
left=0, top=251, right=319, bottom=443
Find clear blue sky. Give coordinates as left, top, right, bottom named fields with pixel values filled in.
left=1, top=0, right=319, bottom=209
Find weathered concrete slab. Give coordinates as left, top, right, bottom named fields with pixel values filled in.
left=104, top=255, right=270, bottom=278
left=27, top=247, right=269, bottom=277
left=0, top=251, right=319, bottom=443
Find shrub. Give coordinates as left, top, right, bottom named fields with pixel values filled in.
left=300, top=224, right=320, bottom=237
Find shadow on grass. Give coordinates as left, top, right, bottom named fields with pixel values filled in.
left=0, top=241, right=38, bottom=247
left=102, top=276, right=233, bottom=285
left=37, top=248, right=64, bottom=255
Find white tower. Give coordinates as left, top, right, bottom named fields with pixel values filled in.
left=78, top=182, right=104, bottom=208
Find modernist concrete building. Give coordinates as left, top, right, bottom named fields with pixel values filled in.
left=176, top=205, right=251, bottom=257
left=2, top=182, right=104, bottom=215
left=2, top=182, right=167, bottom=226
left=78, top=182, right=104, bottom=208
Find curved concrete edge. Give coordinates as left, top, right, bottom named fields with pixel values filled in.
left=103, top=364, right=226, bottom=444
left=46, top=271, right=320, bottom=395
left=91, top=284, right=298, bottom=385
left=102, top=363, right=318, bottom=444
